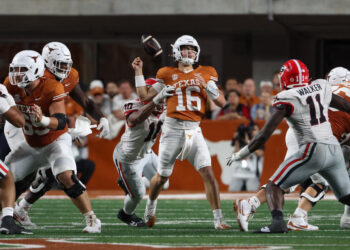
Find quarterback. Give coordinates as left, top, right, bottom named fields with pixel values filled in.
left=4, top=50, right=101, bottom=233
left=133, top=35, right=230, bottom=229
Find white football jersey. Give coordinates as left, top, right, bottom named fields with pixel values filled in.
left=117, top=99, right=164, bottom=163
left=273, top=79, right=338, bottom=146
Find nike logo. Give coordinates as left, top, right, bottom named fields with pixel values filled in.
left=34, top=97, right=41, bottom=101
left=64, top=82, right=71, bottom=87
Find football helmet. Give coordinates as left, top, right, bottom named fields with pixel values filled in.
left=279, top=59, right=309, bottom=90
left=42, top=42, right=73, bottom=81
left=327, top=67, right=350, bottom=85
left=145, top=78, right=164, bottom=116
left=172, top=35, right=200, bottom=66
left=9, top=50, right=45, bottom=88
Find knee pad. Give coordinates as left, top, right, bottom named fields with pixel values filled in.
left=30, top=168, right=55, bottom=196
left=300, top=183, right=329, bottom=207
left=340, top=194, right=350, bottom=205
left=63, top=174, right=86, bottom=199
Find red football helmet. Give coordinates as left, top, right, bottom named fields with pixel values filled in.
left=144, top=78, right=164, bottom=116
left=279, top=59, right=309, bottom=90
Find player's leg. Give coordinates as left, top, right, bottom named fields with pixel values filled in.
left=47, top=133, right=101, bottom=233
left=145, top=127, right=182, bottom=227
left=287, top=174, right=328, bottom=231
left=340, top=145, right=350, bottom=228
left=14, top=167, right=55, bottom=227
left=256, top=142, right=320, bottom=233
left=188, top=128, right=230, bottom=229
left=142, top=151, right=169, bottom=190
left=113, top=146, right=146, bottom=227
left=0, top=161, right=31, bottom=235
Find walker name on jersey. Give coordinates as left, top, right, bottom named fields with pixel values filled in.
left=296, top=83, right=322, bottom=96
left=16, top=104, right=36, bottom=114
left=173, top=78, right=201, bottom=88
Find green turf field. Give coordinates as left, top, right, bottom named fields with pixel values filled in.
left=1, top=199, right=349, bottom=249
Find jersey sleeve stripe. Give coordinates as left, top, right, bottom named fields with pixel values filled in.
left=115, top=160, right=135, bottom=198
left=0, top=161, right=9, bottom=176
left=124, top=109, right=138, bottom=117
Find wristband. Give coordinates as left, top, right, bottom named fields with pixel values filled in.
left=205, top=80, right=219, bottom=100
left=135, top=75, right=146, bottom=87
left=39, top=116, right=50, bottom=127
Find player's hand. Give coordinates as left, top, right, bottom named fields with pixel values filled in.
left=226, top=153, right=243, bottom=166
left=96, top=117, right=110, bottom=139
left=194, top=73, right=207, bottom=89
left=32, top=104, right=43, bottom=123
left=153, top=85, right=175, bottom=104
left=132, top=57, right=143, bottom=75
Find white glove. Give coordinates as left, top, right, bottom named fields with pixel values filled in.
left=69, top=116, right=97, bottom=139
left=96, top=117, right=110, bottom=139
left=226, top=145, right=251, bottom=166
left=153, top=85, right=175, bottom=104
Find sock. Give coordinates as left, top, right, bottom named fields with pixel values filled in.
left=271, top=209, right=283, bottom=221
left=123, top=195, right=140, bottom=215
left=83, top=210, right=95, bottom=218
left=2, top=207, right=14, bottom=218
left=344, top=205, right=350, bottom=216
left=294, top=207, right=307, bottom=217
left=19, top=198, right=32, bottom=211
left=213, top=209, right=223, bottom=221
left=147, top=198, right=157, bottom=207
left=248, top=196, right=261, bottom=210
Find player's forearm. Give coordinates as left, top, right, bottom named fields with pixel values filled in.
left=3, top=107, right=25, bottom=128
left=85, top=99, right=105, bottom=121
left=331, top=93, right=350, bottom=114
left=128, top=102, right=157, bottom=126
left=212, top=94, right=226, bottom=108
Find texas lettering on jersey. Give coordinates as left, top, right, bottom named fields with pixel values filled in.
left=156, top=65, right=218, bottom=122
left=4, top=76, right=68, bottom=148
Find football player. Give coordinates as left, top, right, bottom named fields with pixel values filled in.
left=227, top=59, right=350, bottom=233
left=114, top=78, right=170, bottom=227
left=4, top=50, right=101, bottom=233
left=133, top=35, right=230, bottom=229
left=233, top=66, right=350, bottom=232
left=10, top=42, right=109, bottom=228
left=0, top=84, right=31, bottom=234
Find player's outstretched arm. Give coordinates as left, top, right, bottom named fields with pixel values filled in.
left=227, top=108, right=286, bottom=166
left=128, top=86, right=174, bottom=127
left=132, top=57, right=159, bottom=101
left=330, top=93, right=350, bottom=113
left=2, top=107, right=25, bottom=128
left=70, top=84, right=104, bottom=121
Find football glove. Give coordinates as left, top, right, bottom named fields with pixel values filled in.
left=226, top=145, right=251, bottom=166
left=96, top=117, right=110, bottom=139
left=153, top=85, right=175, bottom=104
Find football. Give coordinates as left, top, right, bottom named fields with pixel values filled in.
left=141, top=34, right=163, bottom=58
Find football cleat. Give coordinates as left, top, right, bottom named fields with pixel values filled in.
left=117, top=209, right=146, bottom=227
left=144, top=203, right=157, bottom=227
left=0, top=216, right=33, bottom=235
left=117, top=178, right=129, bottom=195
left=287, top=215, right=319, bottom=231
left=340, top=214, right=350, bottom=229
left=82, top=214, right=101, bottom=233
left=214, top=219, right=231, bottom=230
left=254, top=219, right=288, bottom=234
left=14, top=202, right=36, bottom=228
left=234, top=199, right=254, bottom=232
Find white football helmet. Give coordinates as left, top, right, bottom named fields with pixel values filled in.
left=9, top=50, right=45, bottom=88
left=42, top=42, right=73, bottom=81
left=172, top=35, right=200, bottom=65
left=327, top=67, right=350, bottom=85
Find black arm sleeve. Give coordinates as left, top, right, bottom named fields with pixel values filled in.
left=52, top=113, right=68, bottom=130
left=248, top=107, right=287, bottom=153
left=69, top=85, right=105, bottom=121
